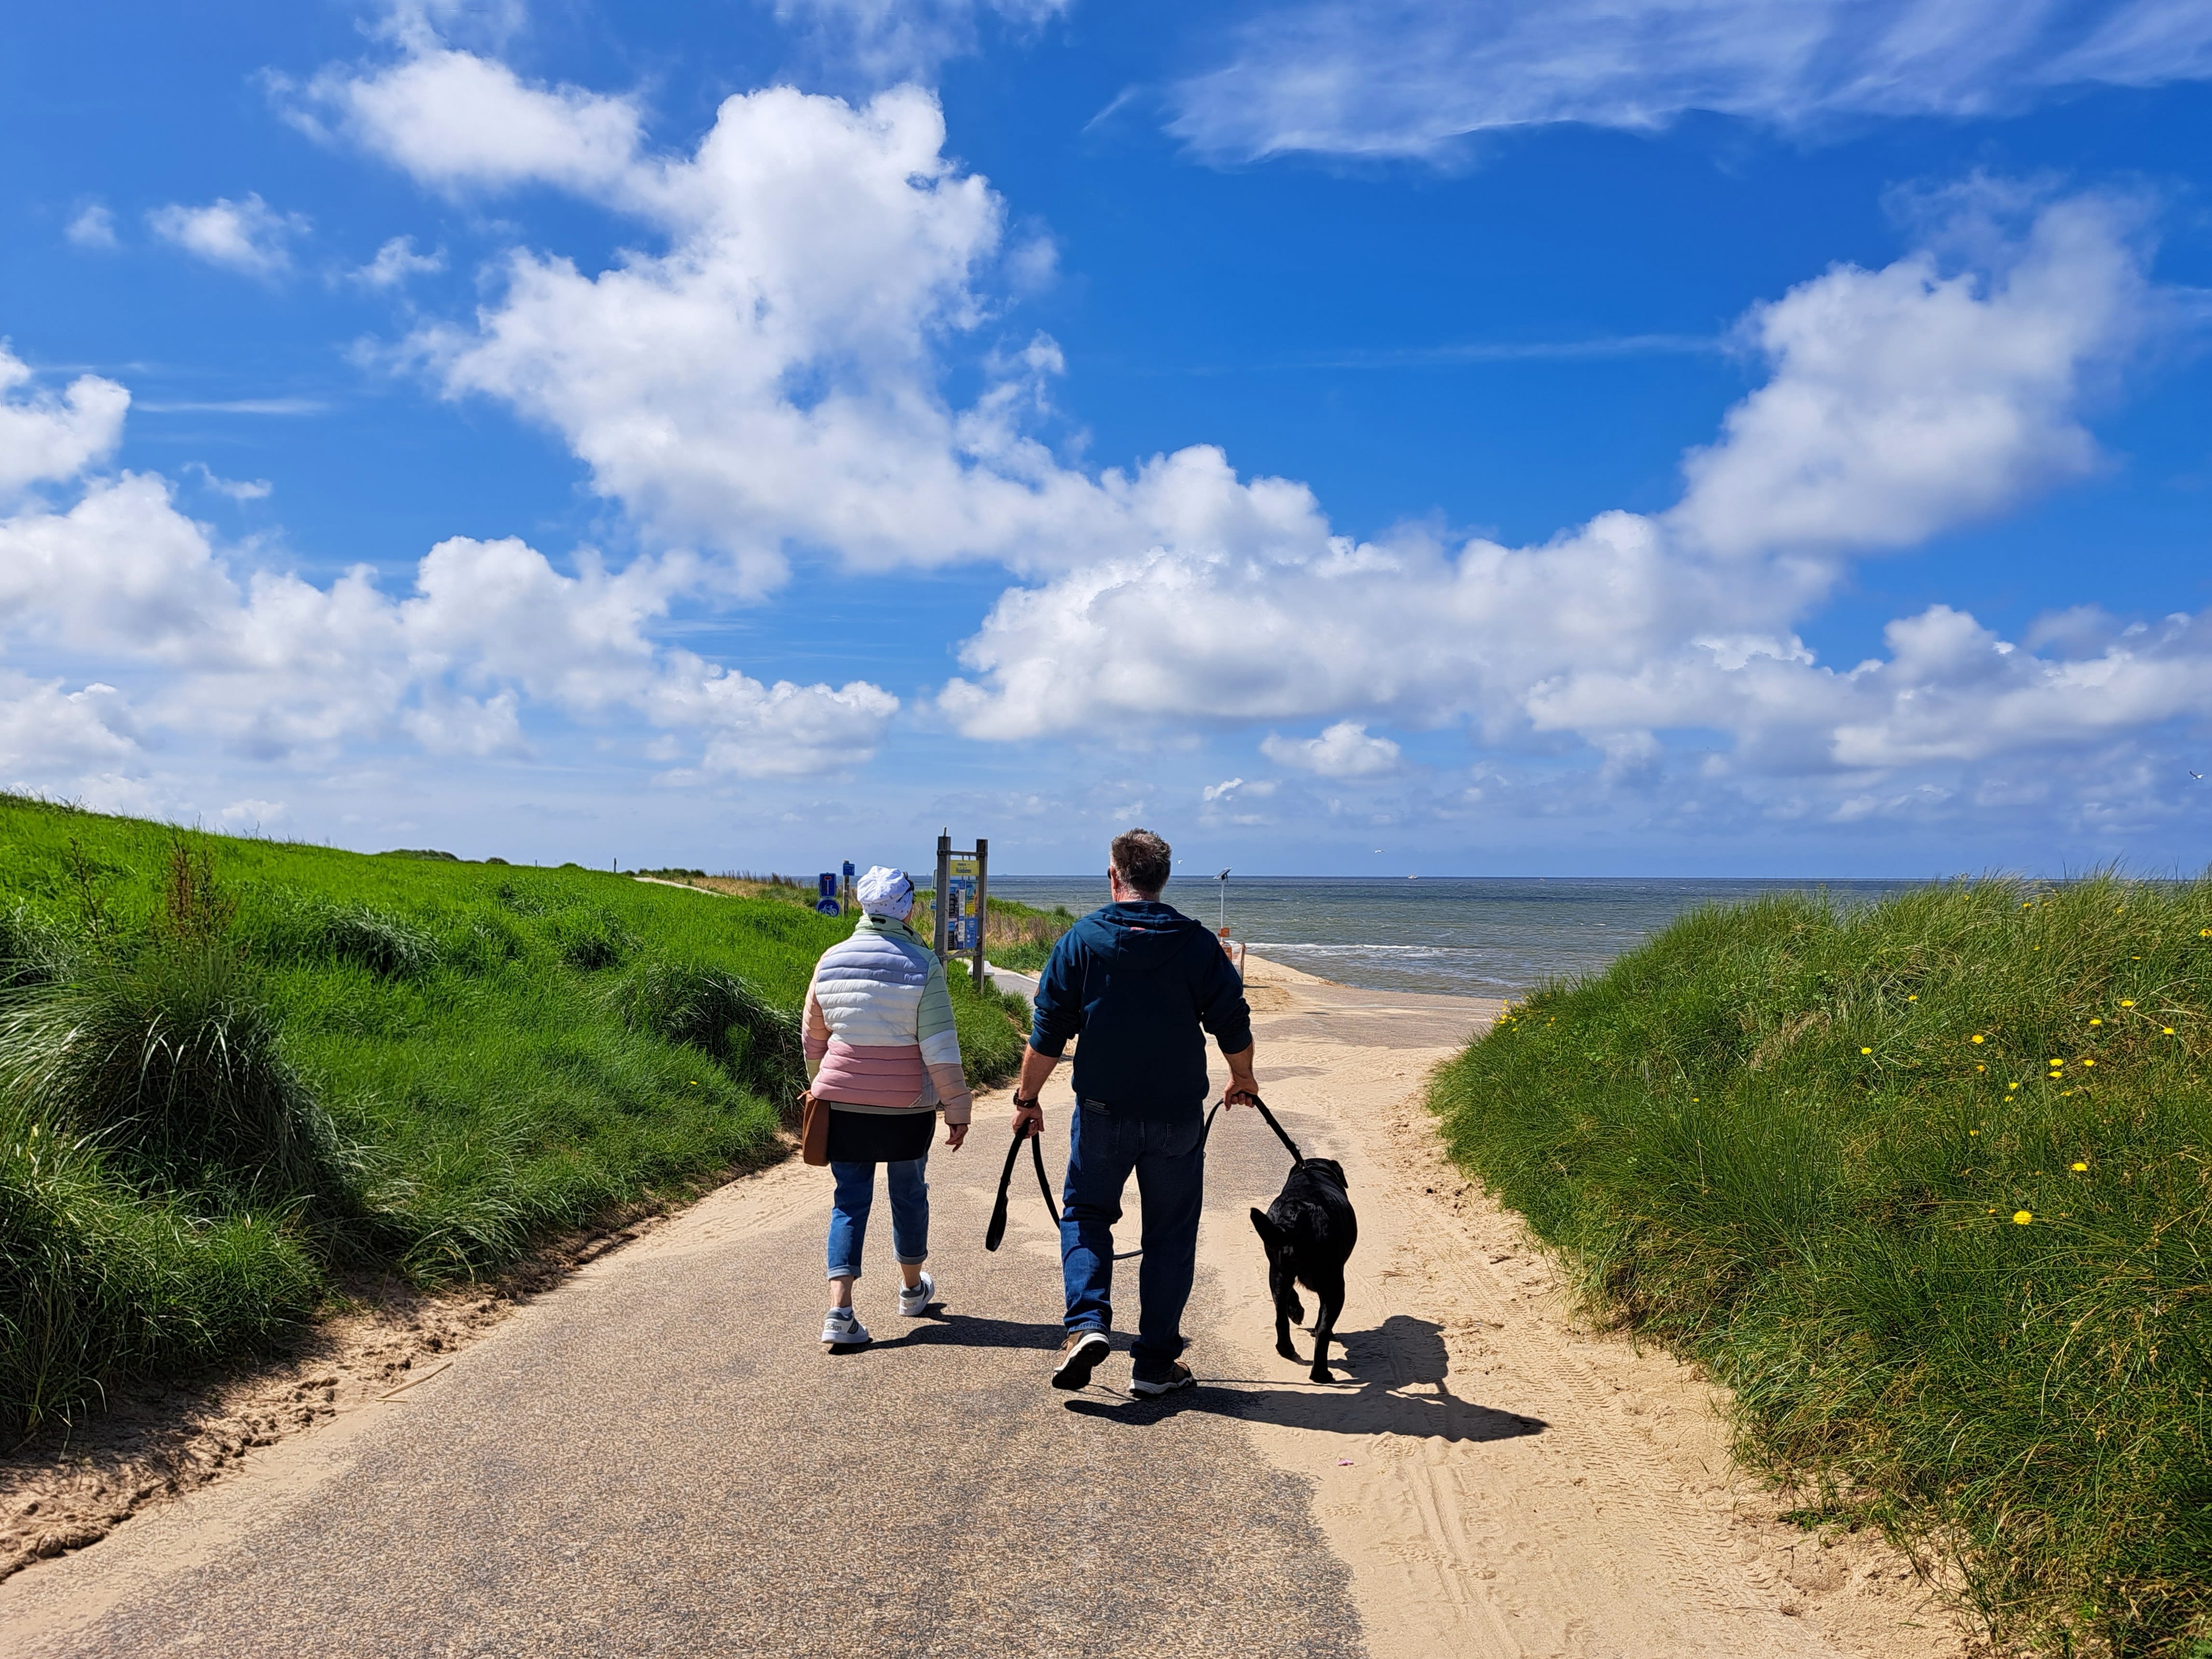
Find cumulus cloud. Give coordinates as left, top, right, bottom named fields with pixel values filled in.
left=1262, top=722, right=1403, bottom=778
left=0, top=347, right=129, bottom=496
left=939, top=189, right=2209, bottom=819
left=1166, top=0, right=2212, bottom=163
left=0, top=373, right=899, bottom=787
left=147, top=194, right=308, bottom=277
left=1670, top=190, right=2149, bottom=558
left=276, top=26, right=2212, bottom=831
left=285, top=48, right=645, bottom=198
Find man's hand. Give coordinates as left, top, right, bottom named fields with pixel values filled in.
left=1221, top=1043, right=1259, bottom=1107
left=1010, top=1096, right=1045, bottom=1140
left=945, top=1120, right=969, bottom=1150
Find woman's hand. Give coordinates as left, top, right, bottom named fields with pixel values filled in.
left=945, top=1120, right=969, bottom=1150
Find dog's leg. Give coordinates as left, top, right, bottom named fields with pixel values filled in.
left=1308, top=1272, right=1346, bottom=1383
left=1271, top=1259, right=1302, bottom=1364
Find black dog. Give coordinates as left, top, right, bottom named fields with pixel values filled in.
left=1250, top=1157, right=1356, bottom=1383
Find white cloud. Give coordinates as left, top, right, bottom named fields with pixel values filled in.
left=146, top=194, right=308, bottom=278
left=0, top=677, right=139, bottom=778
left=1166, top=0, right=2212, bottom=163
left=939, top=189, right=2207, bottom=819
left=263, top=26, right=2212, bottom=835
left=1262, top=721, right=1403, bottom=778
left=185, top=462, right=274, bottom=501
left=1669, top=190, right=2147, bottom=558
left=0, top=385, right=899, bottom=784
left=65, top=205, right=118, bottom=250
left=1202, top=776, right=1244, bottom=801
left=285, top=48, right=646, bottom=198
left=353, top=235, right=446, bottom=288
left=771, top=0, right=1074, bottom=84
left=0, top=347, right=130, bottom=496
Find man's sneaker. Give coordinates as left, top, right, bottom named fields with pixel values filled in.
left=1051, top=1329, right=1111, bottom=1390
left=1129, top=1361, right=1195, bottom=1398
left=820, top=1308, right=871, bottom=1348
left=898, top=1272, right=937, bottom=1317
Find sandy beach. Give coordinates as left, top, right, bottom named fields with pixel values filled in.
left=0, top=956, right=1960, bottom=1657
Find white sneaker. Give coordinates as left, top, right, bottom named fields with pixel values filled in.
left=820, top=1307, right=871, bottom=1347
left=898, top=1272, right=937, bottom=1317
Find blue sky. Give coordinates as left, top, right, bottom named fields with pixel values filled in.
left=2, top=0, right=2210, bottom=878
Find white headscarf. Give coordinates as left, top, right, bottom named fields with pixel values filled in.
left=856, top=865, right=915, bottom=921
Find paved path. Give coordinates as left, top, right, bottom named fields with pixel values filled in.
left=0, top=971, right=1955, bottom=1659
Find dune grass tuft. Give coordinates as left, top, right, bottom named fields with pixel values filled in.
left=1430, top=875, right=2212, bottom=1656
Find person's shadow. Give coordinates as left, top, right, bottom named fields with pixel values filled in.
left=827, top=1310, right=1101, bottom=1355
left=1063, top=1313, right=1545, bottom=1443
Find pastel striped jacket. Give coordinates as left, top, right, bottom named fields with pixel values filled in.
left=802, top=915, right=973, bottom=1124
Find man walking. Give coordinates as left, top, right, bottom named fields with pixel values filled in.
left=1010, top=829, right=1258, bottom=1396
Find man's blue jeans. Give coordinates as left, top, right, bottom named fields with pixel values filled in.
left=1060, top=1102, right=1206, bottom=1380
left=825, top=1156, right=929, bottom=1280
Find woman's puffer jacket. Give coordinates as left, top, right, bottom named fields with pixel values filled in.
left=802, top=914, right=973, bottom=1123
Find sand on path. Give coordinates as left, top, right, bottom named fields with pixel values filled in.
left=0, top=962, right=1958, bottom=1658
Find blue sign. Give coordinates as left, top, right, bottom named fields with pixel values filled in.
left=944, top=854, right=980, bottom=951
left=815, top=898, right=841, bottom=916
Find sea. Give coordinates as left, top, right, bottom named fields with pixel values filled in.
left=982, top=876, right=1926, bottom=999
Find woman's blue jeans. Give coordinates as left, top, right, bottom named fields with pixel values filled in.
left=825, top=1156, right=929, bottom=1280
left=1060, top=1102, right=1206, bottom=1379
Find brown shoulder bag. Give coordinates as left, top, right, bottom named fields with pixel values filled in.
left=799, top=1089, right=830, bottom=1166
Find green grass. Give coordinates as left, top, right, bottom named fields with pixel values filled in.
left=0, top=795, right=1028, bottom=1431
left=1429, top=876, right=2212, bottom=1656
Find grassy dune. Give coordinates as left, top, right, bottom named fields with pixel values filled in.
left=0, top=796, right=1026, bottom=1432
left=1430, top=877, right=2212, bottom=1655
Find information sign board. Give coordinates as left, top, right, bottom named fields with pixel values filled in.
left=944, top=854, right=980, bottom=951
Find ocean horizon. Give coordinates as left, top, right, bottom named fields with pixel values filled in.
left=982, top=875, right=1930, bottom=997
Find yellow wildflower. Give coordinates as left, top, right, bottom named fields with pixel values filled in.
left=2120, top=1000, right=2135, bottom=1007
left=2165, top=1026, right=2176, bottom=1035
left=1970, top=1034, right=1985, bottom=1043
left=1976, top=1064, right=1986, bottom=1072
left=2072, top=1161, right=2088, bottom=1172
left=1861, top=1046, right=1873, bottom=1055
left=2083, top=1058, right=2095, bottom=1067
left=2014, top=1211, right=2033, bottom=1224
left=2090, top=1017, right=2102, bottom=1025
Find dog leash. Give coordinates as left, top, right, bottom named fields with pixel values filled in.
left=983, top=1093, right=1302, bottom=1255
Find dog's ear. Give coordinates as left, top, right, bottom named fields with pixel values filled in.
left=1249, top=1207, right=1283, bottom=1247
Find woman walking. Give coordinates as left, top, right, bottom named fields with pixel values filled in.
left=802, top=866, right=971, bottom=1348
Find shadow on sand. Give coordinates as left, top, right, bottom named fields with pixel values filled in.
left=1064, top=1313, right=1546, bottom=1444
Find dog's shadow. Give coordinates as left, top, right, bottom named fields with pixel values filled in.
left=1065, top=1313, right=1545, bottom=1444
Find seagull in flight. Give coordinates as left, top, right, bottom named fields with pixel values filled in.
left=2193, top=770, right=2204, bottom=780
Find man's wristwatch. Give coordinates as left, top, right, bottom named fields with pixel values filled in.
left=1011, top=1093, right=1041, bottom=1111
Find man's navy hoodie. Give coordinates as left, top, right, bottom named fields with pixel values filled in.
left=1029, top=899, right=1253, bottom=1119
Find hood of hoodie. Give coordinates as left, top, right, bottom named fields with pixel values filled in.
left=1087, top=900, right=1204, bottom=973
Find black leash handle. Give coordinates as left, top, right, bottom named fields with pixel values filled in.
left=983, top=1127, right=1025, bottom=1252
